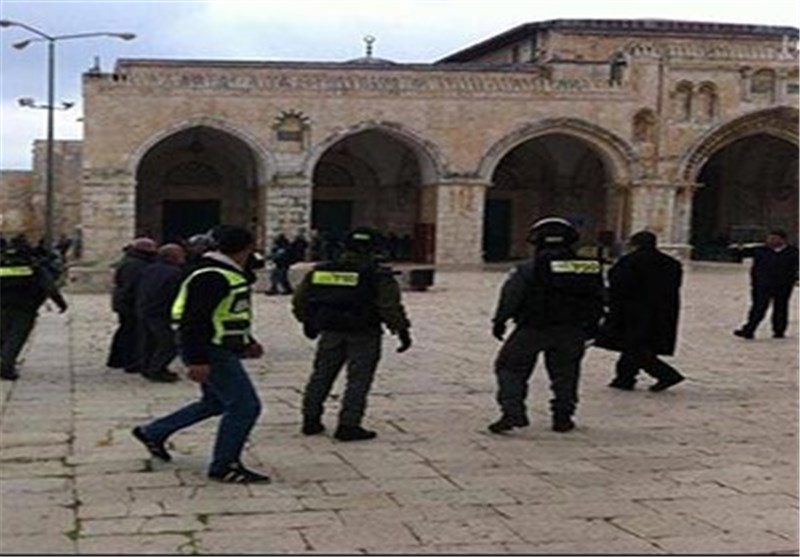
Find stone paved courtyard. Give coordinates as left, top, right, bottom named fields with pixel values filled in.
left=0, top=264, right=798, bottom=555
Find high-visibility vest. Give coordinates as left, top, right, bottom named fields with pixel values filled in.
left=171, top=267, right=252, bottom=350
left=0, top=265, right=34, bottom=278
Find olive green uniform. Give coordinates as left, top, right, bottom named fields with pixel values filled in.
left=293, top=252, right=410, bottom=428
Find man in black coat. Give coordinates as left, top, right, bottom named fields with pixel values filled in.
left=597, top=230, right=685, bottom=392
left=107, top=238, right=158, bottom=373
left=732, top=229, right=799, bottom=339
left=135, top=243, right=186, bottom=382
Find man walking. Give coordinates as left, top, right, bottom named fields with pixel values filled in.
left=597, top=230, right=685, bottom=392
left=266, top=233, right=294, bottom=295
left=135, top=243, right=186, bottom=383
left=107, top=238, right=158, bottom=373
left=1, top=237, right=68, bottom=380
left=489, top=217, right=605, bottom=433
left=132, top=226, right=270, bottom=483
left=292, top=228, right=412, bottom=441
left=732, top=229, right=799, bottom=339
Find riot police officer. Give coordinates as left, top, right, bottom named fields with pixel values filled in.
left=292, top=228, right=412, bottom=442
left=489, top=217, right=604, bottom=433
left=1, top=237, right=68, bottom=381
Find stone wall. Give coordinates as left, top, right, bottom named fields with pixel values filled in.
left=0, top=170, right=36, bottom=237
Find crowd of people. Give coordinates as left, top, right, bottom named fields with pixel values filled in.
left=1, top=221, right=796, bottom=485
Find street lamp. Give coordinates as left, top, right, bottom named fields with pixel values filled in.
left=0, top=19, right=135, bottom=248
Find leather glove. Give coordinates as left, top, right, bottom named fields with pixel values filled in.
left=303, top=322, right=319, bottom=340
left=396, top=329, right=412, bottom=353
left=492, top=321, right=506, bottom=341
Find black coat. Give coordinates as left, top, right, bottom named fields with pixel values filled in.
left=135, top=259, right=184, bottom=320
left=111, top=249, right=155, bottom=315
left=739, top=245, right=799, bottom=291
left=596, top=247, right=682, bottom=356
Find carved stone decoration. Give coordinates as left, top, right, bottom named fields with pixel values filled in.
left=672, top=82, right=693, bottom=122
left=632, top=109, right=657, bottom=143
left=273, top=109, right=310, bottom=152
left=751, top=69, right=776, bottom=102
left=695, top=82, right=718, bottom=123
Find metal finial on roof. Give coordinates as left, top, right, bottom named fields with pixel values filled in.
left=364, top=35, right=375, bottom=58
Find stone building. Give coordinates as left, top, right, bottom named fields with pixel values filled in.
left=0, top=140, right=82, bottom=241
left=5, top=19, right=799, bottom=264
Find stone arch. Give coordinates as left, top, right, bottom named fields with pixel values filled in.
left=133, top=121, right=271, bottom=243
left=302, top=120, right=447, bottom=185
left=678, top=106, right=799, bottom=183
left=476, top=118, right=635, bottom=186
left=129, top=117, right=275, bottom=183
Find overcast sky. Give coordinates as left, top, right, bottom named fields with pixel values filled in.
left=1, top=0, right=797, bottom=169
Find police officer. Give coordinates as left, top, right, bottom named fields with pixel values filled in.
left=293, top=227, right=412, bottom=441
left=1, top=237, right=68, bottom=381
left=132, top=225, right=270, bottom=483
left=489, top=217, right=604, bottom=434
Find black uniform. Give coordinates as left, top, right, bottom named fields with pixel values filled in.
left=1, top=246, right=68, bottom=380
left=293, top=250, right=411, bottom=440
left=107, top=248, right=155, bottom=372
left=491, top=247, right=604, bottom=431
left=734, top=245, right=799, bottom=338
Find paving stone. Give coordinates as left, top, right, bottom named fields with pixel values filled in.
left=0, top=533, right=76, bottom=554
left=77, top=533, right=193, bottom=554
left=407, top=516, right=524, bottom=545
left=303, top=521, right=420, bottom=551
left=0, top=268, right=796, bottom=555
left=195, top=530, right=307, bottom=553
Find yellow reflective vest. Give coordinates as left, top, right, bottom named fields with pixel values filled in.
left=171, top=267, right=252, bottom=350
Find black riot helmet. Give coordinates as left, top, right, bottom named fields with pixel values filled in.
left=344, top=227, right=378, bottom=254
left=527, top=217, right=580, bottom=248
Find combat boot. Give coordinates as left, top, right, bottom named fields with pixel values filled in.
left=488, top=414, right=529, bottom=434
left=552, top=414, right=575, bottom=433
left=302, top=416, right=325, bottom=436
left=334, top=425, right=377, bottom=442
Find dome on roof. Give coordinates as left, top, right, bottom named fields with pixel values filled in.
left=346, top=35, right=395, bottom=65
left=345, top=55, right=396, bottom=65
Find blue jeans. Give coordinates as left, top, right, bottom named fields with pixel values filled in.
left=140, top=346, right=262, bottom=475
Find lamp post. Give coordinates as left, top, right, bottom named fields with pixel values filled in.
left=0, top=19, right=135, bottom=248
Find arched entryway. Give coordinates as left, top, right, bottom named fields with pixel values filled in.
left=135, top=126, right=261, bottom=244
left=311, top=129, right=434, bottom=262
left=483, top=133, right=614, bottom=261
left=691, top=133, right=798, bottom=259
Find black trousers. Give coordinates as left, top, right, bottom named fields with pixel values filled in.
left=613, top=349, right=683, bottom=387
left=139, top=315, right=177, bottom=375
left=268, top=266, right=293, bottom=294
left=1, top=307, right=38, bottom=374
left=107, top=312, right=140, bottom=371
left=303, top=330, right=381, bottom=427
left=494, top=325, right=586, bottom=419
left=742, top=286, right=794, bottom=336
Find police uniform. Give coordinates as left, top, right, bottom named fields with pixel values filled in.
left=489, top=218, right=604, bottom=433
left=1, top=243, right=68, bottom=380
left=292, top=229, right=411, bottom=441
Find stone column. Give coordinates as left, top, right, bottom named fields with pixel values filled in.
left=265, top=174, right=312, bottom=249
left=627, top=180, right=692, bottom=259
left=80, top=167, right=136, bottom=262
left=434, top=181, right=488, bottom=267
